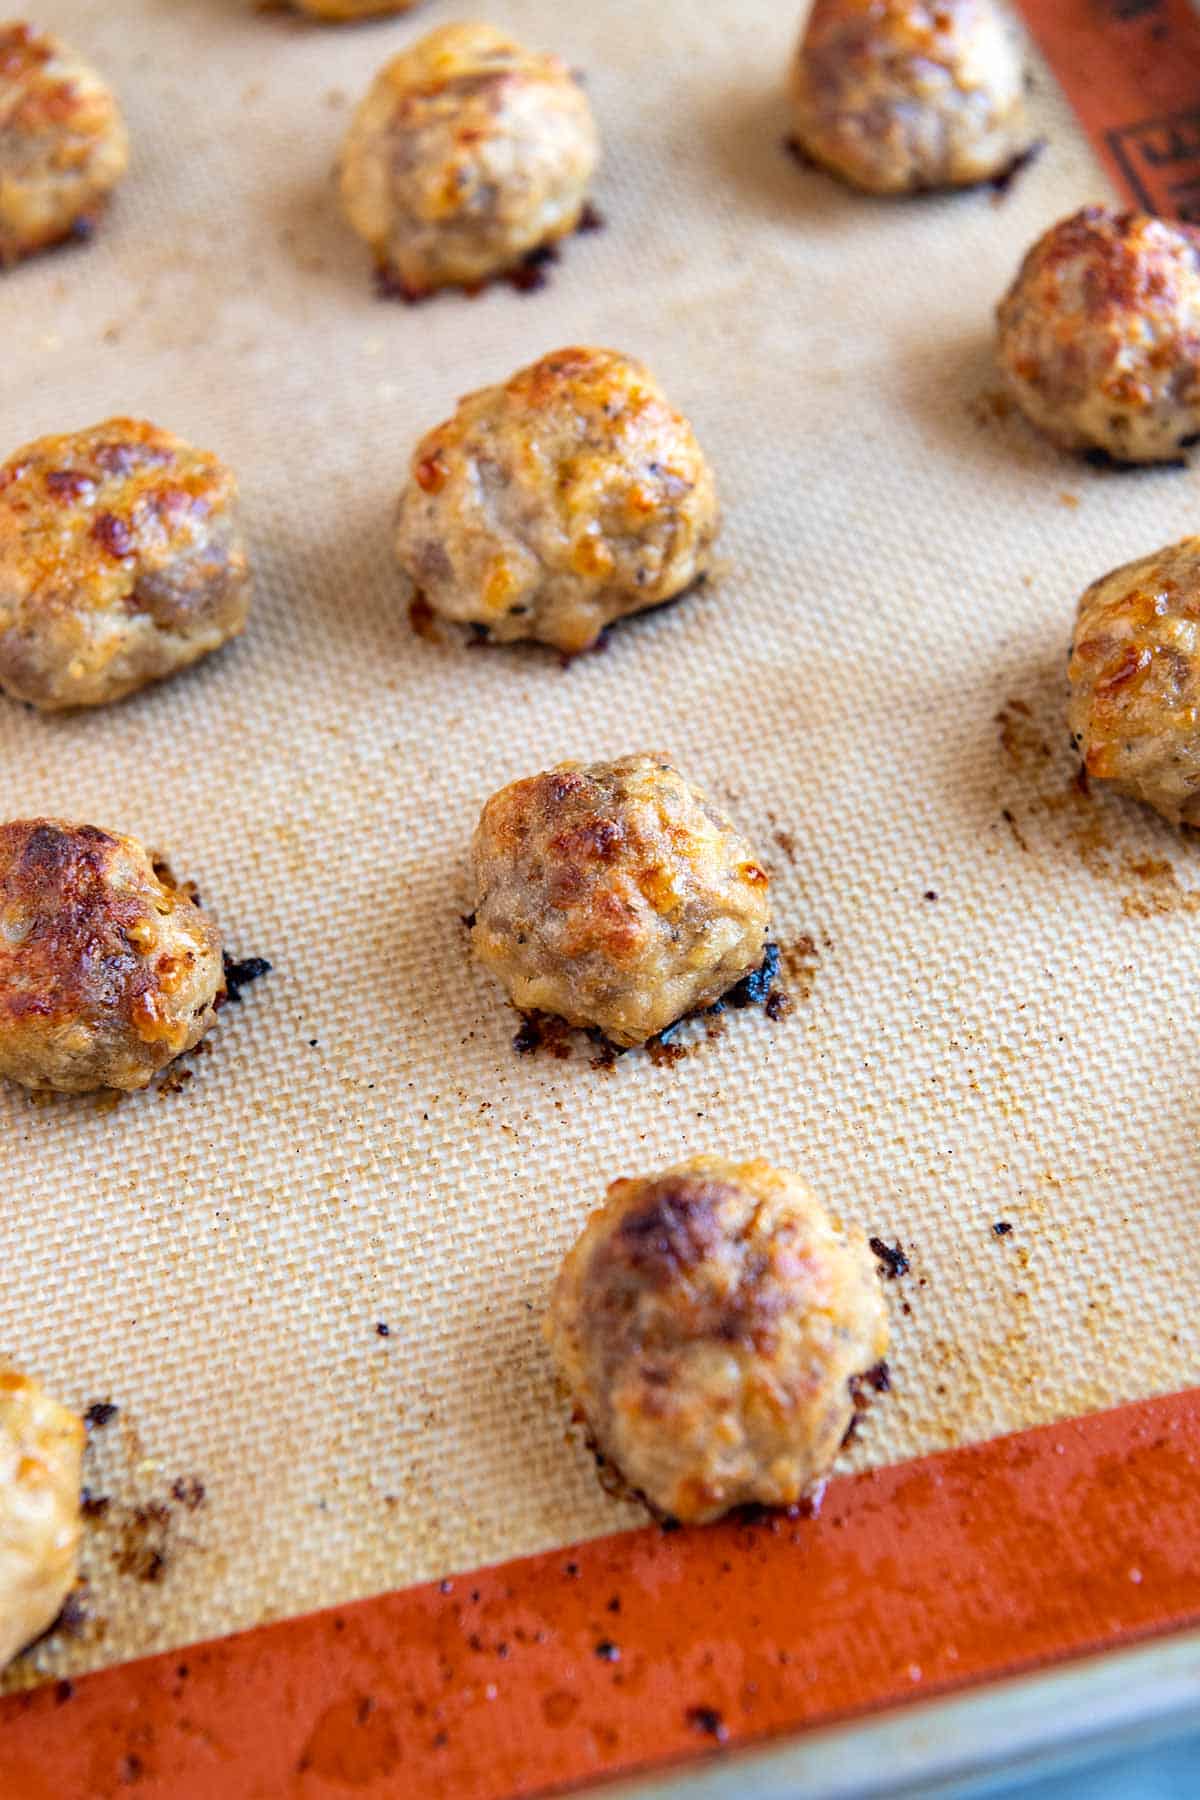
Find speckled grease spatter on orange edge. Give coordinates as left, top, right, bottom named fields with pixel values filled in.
left=0, top=1392, right=1199, bottom=1800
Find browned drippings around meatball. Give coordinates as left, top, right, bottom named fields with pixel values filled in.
left=0, top=819, right=224, bottom=1093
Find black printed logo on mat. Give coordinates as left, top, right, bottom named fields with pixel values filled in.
left=1108, top=109, right=1200, bottom=219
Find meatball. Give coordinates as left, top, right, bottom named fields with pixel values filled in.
left=396, top=347, right=719, bottom=655
left=789, top=0, right=1031, bottom=194
left=0, top=1368, right=84, bottom=1670
left=1067, top=537, right=1200, bottom=825
left=0, top=23, right=129, bottom=266
left=0, top=418, right=251, bottom=710
left=547, top=1156, right=889, bottom=1524
left=996, top=208, right=1200, bottom=463
left=338, top=22, right=599, bottom=297
left=292, top=0, right=418, bottom=15
left=0, top=819, right=224, bottom=1093
left=471, top=754, right=770, bottom=1047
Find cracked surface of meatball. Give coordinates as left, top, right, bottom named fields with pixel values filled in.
left=0, top=819, right=224, bottom=1093
left=0, top=1368, right=83, bottom=1670
left=338, top=22, right=598, bottom=296
left=1068, top=537, right=1200, bottom=824
left=789, top=0, right=1030, bottom=194
left=547, top=1156, right=889, bottom=1524
left=0, top=23, right=128, bottom=265
left=0, top=417, right=251, bottom=710
left=294, top=0, right=418, bottom=16
left=396, top=347, right=719, bottom=654
left=471, top=754, right=770, bottom=1047
left=997, top=208, right=1200, bottom=463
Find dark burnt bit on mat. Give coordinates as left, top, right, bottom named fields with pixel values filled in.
left=1082, top=442, right=1193, bottom=472
left=221, top=953, right=272, bottom=1004
left=377, top=214, right=598, bottom=304
left=170, top=1476, right=206, bottom=1512
left=988, top=137, right=1045, bottom=200
left=83, top=1401, right=118, bottom=1430
left=593, top=1639, right=621, bottom=1663
left=21, top=1585, right=89, bottom=1655
left=843, top=1360, right=891, bottom=1446
left=686, top=1705, right=729, bottom=1743
left=870, top=1237, right=910, bottom=1279
left=512, top=943, right=791, bottom=1068
left=992, top=1220, right=1013, bottom=1237
left=783, top=134, right=817, bottom=169
left=408, top=592, right=442, bottom=644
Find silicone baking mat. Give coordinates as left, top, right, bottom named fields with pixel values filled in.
left=4, top=0, right=1200, bottom=1790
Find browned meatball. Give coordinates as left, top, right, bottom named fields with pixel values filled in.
left=0, top=1368, right=83, bottom=1669
left=395, top=348, right=719, bottom=655
left=338, top=22, right=598, bottom=297
left=790, top=0, right=1030, bottom=195
left=0, top=820, right=224, bottom=1093
left=471, top=754, right=770, bottom=1048
left=0, top=418, right=251, bottom=710
left=1068, top=537, right=1200, bottom=824
left=547, top=1156, right=889, bottom=1524
left=997, top=208, right=1200, bottom=463
left=0, top=23, right=129, bottom=265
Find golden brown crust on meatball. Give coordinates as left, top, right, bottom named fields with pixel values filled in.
left=0, top=1368, right=83, bottom=1669
left=547, top=1156, right=889, bottom=1524
left=293, top=0, right=419, bottom=15
left=1068, top=538, right=1200, bottom=824
left=0, top=819, right=223, bottom=1093
left=396, top=347, right=719, bottom=655
left=338, top=22, right=598, bottom=296
left=0, top=418, right=251, bottom=710
left=790, top=0, right=1030, bottom=195
left=0, top=23, right=128, bottom=265
left=997, top=208, right=1200, bottom=463
left=471, top=754, right=770, bottom=1047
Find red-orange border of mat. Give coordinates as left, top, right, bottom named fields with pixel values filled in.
left=2, top=1393, right=1200, bottom=1798
left=6, top=3, right=1200, bottom=1795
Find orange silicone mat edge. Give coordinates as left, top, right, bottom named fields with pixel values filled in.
left=2, top=1390, right=1200, bottom=1800
left=1014, top=0, right=1200, bottom=214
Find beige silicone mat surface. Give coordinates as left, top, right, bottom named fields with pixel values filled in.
left=5, top=0, right=1200, bottom=1686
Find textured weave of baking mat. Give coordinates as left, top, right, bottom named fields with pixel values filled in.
left=4, top=0, right=1200, bottom=1691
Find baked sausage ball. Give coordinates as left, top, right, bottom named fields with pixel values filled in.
left=789, top=0, right=1030, bottom=195
left=396, top=347, right=719, bottom=655
left=0, top=819, right=223, bottom=1093
left=471, top=754, right=770, bottom=1048
left=1067, top=537, right=1200, bottom=824
left=0, top=418, right=251, bottom=710
left=0, top=23, right=129, bottom=266
left=547, top=1156, right=889, bottom=1524
left=997, top=208, right=1200, bottom=463
left=338, top=22, right=599, bottom=297
left=0, top=1368, right=84, bottom=1670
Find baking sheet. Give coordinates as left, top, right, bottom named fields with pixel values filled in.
left=4, top=0, right=1200, bottom=1686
